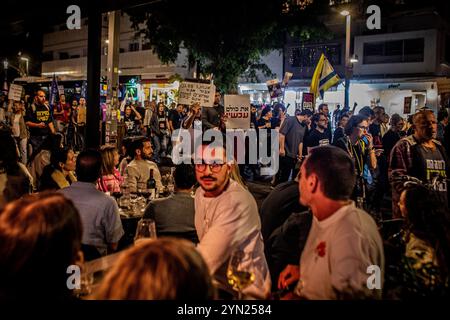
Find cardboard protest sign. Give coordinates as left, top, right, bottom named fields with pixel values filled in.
left=224, top=95, right=251, bottom=129
left=302, top=92, right=315, bottom=112
left=8, top=84, right=23, bottom=101
left=58, top=85, right=65, bottom=96
left=266, top=79, right=283, bottom=99
left=178, top=81, right=215, bottom=107
left=282, top=72, right=293, bottom=87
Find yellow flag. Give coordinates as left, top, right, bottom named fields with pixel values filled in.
left=310, top=53, right=341, bottom=103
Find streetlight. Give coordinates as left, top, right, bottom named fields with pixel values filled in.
left=341, top=9, right=352, bottom=110
left=20, top=57, right=29, bottom=76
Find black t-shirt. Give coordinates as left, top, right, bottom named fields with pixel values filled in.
left=332, top=127, right=345, bottom=145
left=382, top=130, right=401, bottom=161
left=305, top=128, right=330, bottom=149
left=157, top=112, right=168, bottom=132
left=25, top=103, right=54, bottom=136
left=124, top=114, right=139, bottom=135
left=169, top=110, right=182, bottom=130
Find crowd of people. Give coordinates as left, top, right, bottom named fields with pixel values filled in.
left=0, top=87, right=449, bottom=300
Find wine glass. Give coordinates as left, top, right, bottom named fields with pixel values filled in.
left=134, top=218, right=157, bottom=245
left=226, top=249, right=255, bottom=300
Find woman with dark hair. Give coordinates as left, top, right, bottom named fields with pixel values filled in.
left=95, top=238, right=215, bottom=300
left=334, top=114, right=377, bottom=206
left=0, top=193, right=83, bottom=300
left=385, top=184, right=450, bottom=298
left=39, top=147, right=77, bottom=191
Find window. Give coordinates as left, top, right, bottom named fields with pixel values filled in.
left=59, top=52, right=69, bottom=60
left=142, top=42, right=152, bottom=50
left=42, top=51, right=53, bottom=61
left=288, top=44, right=341, bottom=68
left=363, top=38, right=424, bottom=64
left=129, top=42, right=139, bottom=52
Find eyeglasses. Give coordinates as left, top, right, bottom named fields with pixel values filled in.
left=357, top=125, right=369, bottom=130
left=195, top=163, right=226, bottom=173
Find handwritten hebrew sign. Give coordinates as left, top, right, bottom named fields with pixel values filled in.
left=224, top=95, right=251, bottom=129
left=178, top=81, right=215, bottom=107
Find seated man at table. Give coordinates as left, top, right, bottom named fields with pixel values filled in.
left=278, top=146, right=384, bottom=299
left=125, top=137, right=163, bottom=193
left=61, top=149, right=124, bottom=259
left=194, top=142, right=271, bottom=299
left=143, top=163, right=198, bottom=243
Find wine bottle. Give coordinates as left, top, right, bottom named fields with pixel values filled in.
left=147, top=168, right=156, bottom=200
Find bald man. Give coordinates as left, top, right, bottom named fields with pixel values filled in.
left=389, top=110, right=449, bottom=218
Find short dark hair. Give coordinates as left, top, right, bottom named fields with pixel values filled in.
left=358, top=106, right=375, bottom=120
left=174, top=164, right=196, bottom=189
left=311, top=112, right=325, bottom=125
left=318, top=103, right=328, bottom=112
left=344, top=114, right=366, bottom=136
left=50, top=147, right=72, bottom=170
left=297, top=109, right=313, bottom=117
left=131, top=137, right=151, bottom=159
left=75, top=149, right=102, bottom=182
left=304, top=146, right=356, bottom=200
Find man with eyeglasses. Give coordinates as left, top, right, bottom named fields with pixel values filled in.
left=194, top=142, right=271, bottom=299
left=25, top=90, right=55, bottom=154
left=304, top=113, right=330, bottom=154
left=389, top=110, right=449, bottom=218
left=334, top=114, right=377, bottom=207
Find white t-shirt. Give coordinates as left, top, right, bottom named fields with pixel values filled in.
left=295, top=202, right=384, bottom=299
left=12, top=114, right=21, bottom=137
left=195, top=179, right=271, bottom=299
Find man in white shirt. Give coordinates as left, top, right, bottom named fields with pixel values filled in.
left=278, top=145, right=384, bottom=299
left=194, top=143, right=271, bottom=299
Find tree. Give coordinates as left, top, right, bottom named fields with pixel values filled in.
left=127, top=0, right=331, bottom=92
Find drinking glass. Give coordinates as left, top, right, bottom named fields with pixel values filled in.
left=134, top=218, right=157, bottom=245
left=226, top=249, right=255, bottom=300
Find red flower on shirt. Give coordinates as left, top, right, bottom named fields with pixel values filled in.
left=315, top=241, right=326, bottom=257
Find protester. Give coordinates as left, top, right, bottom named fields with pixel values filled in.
left=156, top=102, right=171, bottom=158
left=389, top=110, right=449, bottom=218
left=202, top=90, right=224, bottom=130
left=168, top=103, right=184, bottom=132
left=437, top=108, right=448, bottom=143
left=25, top=90, right=55, bottom=153
left=61, top=149, right=124, bottom=259
left=95, top=238, right=215, bottom=300
left=385, top=184, right=450, bottom=298
left=54, top=94, right=69, bottom=132
left=334, top=114, right=377, bottom=205
left=332, top=112, right=349, bottom=144
left=382, top=114, right=405, bottom=162
left=278, top=146, right=384, bottom=299
left=123, top=104, right=142, bottom=137
left=317, top=103, right=332, bottom=141
left=0, top=193, right=82, bottom=301
left=276, top=109, right=311, bottom=185
left=9, top=100, right=28, bottom=164
left=305, top=113, right=330, bottom=153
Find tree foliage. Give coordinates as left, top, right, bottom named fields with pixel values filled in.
left=127, top=0, right=332, bottom=91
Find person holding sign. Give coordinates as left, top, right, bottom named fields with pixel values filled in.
left=202, top=90, right=224, bottom=131
left=25, top=90, right=55, bottom=154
